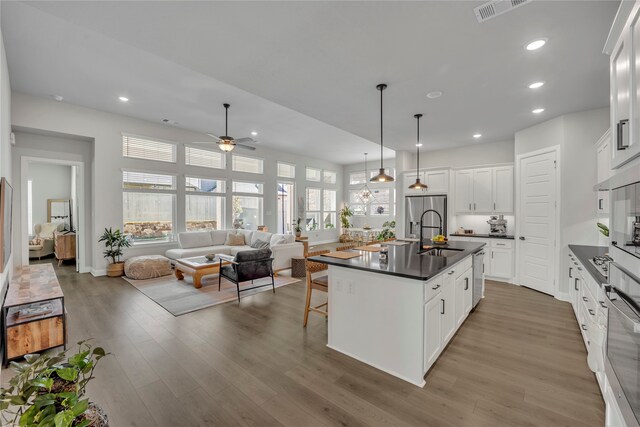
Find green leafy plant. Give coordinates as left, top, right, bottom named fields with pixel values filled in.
left=339, top=206, right=353, bottom=230
left=98, top=227, right=130, bottom=264
left=294, top=218, right=302, bottom=233
left=377, top=220, right=396, bottom=241
left=0, top=341, right=109, bottom=427
left=597, top=222, right=609, bottom=237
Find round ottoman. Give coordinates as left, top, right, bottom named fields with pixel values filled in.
left=124, top=255, right=173, bottom=280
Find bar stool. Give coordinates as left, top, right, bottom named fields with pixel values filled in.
left=335, top=244, right=356, bottom=251
left=303, top=249, right=330, bottom=327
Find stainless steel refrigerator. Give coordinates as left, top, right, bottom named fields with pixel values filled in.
left=405, top=195, right=447, bottom=240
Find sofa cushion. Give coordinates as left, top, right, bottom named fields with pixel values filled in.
left=270, top=233, right=295, bottom=247
left=225, top=232, right=246, bottom=246
left=251, top=231, right=272, bottom=246
left=235, top=229, right=253, bottom=243
left=178, top=231, right=213, bottom=249
left=166, top=245, right=231, bottom=260
left=229, top=245, right=254, bottom=256
left=211, top=230, right=228, bottom=245
left=250, top=239, right=270, bottom=249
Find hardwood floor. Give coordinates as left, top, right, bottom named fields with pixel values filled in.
left=2, top=261, right=604, bottom=426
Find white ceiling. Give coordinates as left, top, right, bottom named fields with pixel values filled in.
left=2, top=1, right=618, bottom=164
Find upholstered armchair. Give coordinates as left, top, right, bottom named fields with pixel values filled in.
left=29, top=223, right=64, bottom=259
left=218, top=248, right=275, bottom=301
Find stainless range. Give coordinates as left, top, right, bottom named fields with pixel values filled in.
left=589, top=254, right=614, bottom=279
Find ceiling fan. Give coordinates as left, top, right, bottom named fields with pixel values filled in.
left=192, top=103, right=258, bottom=152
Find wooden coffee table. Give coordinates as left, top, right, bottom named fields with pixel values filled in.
left=174, top=256, right=231, bottom=289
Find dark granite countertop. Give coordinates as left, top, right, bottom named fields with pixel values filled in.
left=450, top=233, right=515, bottom=240
left=309, top=241, right=485, bottom=281
left=568, top=244, right=609, bottom=286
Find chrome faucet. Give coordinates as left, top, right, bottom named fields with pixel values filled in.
left=418, top=209, right=443, bottom=253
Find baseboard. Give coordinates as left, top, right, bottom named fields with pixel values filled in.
left=555, top=291, right=570, bottom=303
left=91, top=269, right=106, bottom=277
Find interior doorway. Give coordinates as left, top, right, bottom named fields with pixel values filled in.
left=22, top=158, right=84, bottom=273
left=277, top=182, right=295, bottom=234
left=516, top=147, right=560, bottom=296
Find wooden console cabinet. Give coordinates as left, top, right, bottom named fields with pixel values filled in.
left=2, top=264, right=66, bottom=366
left=54, top=231, right=76, bottom=266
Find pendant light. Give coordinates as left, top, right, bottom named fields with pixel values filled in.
left=370, top=83, right=395, bottom=183
left=217, top=103, right=236, bottom=152
left=408, top=114, right=428, bottom=190
left=356, top=153, right=375, bottom=204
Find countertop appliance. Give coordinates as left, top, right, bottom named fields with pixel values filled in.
left=606, top=263, right=640, bottom=427
left=405, top=195, right=447, bottom=240
left=472, top=250, right=485, bottom=308
left=611, top=180, right=640, bottom=258
left=487, top=215, right=507, bottom=236
left=589, top=254, right=614, bottom=279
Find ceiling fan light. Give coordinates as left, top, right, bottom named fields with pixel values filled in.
left=408, top=178, right=428, bottom=190
left=370, top=168, right=394, bottom=183
left=217, top=137, right=236, bottom=152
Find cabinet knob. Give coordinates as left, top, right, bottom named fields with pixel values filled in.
left=519, top=236, right=525, bottom=240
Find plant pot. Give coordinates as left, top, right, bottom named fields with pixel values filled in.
left=295, top=231, right=301, bottom=238
left=106, top=262, right=125, bottom=277
left=78, top=402, right=109, bottom=427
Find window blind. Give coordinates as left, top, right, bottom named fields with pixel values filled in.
left=122, top=135, right=176, bottom=163
left=122, top=171, right=176, bottom=190
left=185, top=146, right=225, bottom=169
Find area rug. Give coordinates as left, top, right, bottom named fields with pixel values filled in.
left=123, top=273, right=300, bottom=316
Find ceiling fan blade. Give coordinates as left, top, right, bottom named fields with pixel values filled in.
left=234, top=137, right=256, bottom=144
left=206, top=133, right=222, bottom=141
left=191, top=141, right=218, bottom=145
left=236, top=143, right=257, bottom=151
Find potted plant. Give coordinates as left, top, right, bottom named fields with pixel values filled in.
left=98, top=227, right=130, bottom=277
left=0, top=341, right=109, bottom=427
left=339, top=206, right=353, bottom=242
left=377, top=220, right=396, bottom=241
left=294, top=218, right=302, bottom=238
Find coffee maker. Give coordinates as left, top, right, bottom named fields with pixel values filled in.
left=487, top=215, right=507, bottom=236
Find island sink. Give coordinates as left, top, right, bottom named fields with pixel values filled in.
left=420, top=247, right=464, bottom=257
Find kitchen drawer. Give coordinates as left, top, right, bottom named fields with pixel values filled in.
left=424, top=276, right=443, bottom=302
left=491, top=240, right=513, bottom=249
left=455, top=257, right=473, bottom=277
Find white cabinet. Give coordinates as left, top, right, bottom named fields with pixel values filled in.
left=441, top=270, right=457, bottom=344
left=596, top=129, right=612, bottom=184
left=454, top=170, right=474, bottom=213
left=454, top=166, right=513, bottom=214
left=423, top=170, right=449, bottom=193
left=423, top=293, right=443, bottom=372
left=454, top=267, right=473, bottom=328
left=492, top=166, right=514, bottom=213
left=490, top=248, right=512, bottom=279
left=597, top=191, right=610, bottom=215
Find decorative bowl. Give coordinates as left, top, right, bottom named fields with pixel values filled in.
left=205, top=253, right=216, bottom=261
left=431, top=240, right=448, bottom=245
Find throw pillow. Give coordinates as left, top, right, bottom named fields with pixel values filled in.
left=250, top=239, right=270, bottom=249
left=225, top=232, right=245, bottom=246
left=271, top=238, right=287, bottom=246
left=38, top=223, right=59, bottom=239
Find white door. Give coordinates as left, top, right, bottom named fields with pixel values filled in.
left=492, top=166, right=514, bottom=213
left=472, top=168, right=493, bottom=212
left=424, top=295, right=443, bottom=372
left=454, top=170, right=473, bottom=213
left=518, top=150, right=558, bottom=295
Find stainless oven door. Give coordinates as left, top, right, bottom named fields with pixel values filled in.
left=608, top=264, right=640, bottom=426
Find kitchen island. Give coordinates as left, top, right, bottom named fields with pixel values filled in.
left=309, top=240, right=485, bottom=387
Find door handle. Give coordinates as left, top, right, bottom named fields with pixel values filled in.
left=569, top=267, right=572, bottom=278
left=441, top=299, right=445, bottom=315
left=599, top=301, right=607, bottom=309
left=581, top=324, right=587, bottom=331
left=583, top=296, right=588, bottom=302
left=468, top=203, right=471, bottom=211
left=519, top=236, right=525, bottom=240
left=598, top=198, right=603, bottom=210
left=432, top=284, right=440, bottom=290
left=574, top=278, right=579, bottom=290
left=464, top=277, right=469, bottom=290
left=448, top=270, right=455, bottom=275
left=617, top=119, right=629, bottom=150
left=588, top=309, right=596, bottom=316
left=494, top=202, right=496, bottom=211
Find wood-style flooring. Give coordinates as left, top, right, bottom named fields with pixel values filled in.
left=2, top=260, right=605, bottom=426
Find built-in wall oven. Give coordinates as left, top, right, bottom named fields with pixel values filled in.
left=607, top=263, right=640, bottom=427
left=611, top=180, right=640, bottom=258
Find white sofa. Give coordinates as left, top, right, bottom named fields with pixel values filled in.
left=165, top=229, right=304, bottom=274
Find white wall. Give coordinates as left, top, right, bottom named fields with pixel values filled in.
left=408, top=140, right=514, bottom=170
left=11, top=92, right=343, bottom=274
left=515, top=107, right=609, bottom=296
left=27, top=163, right=71, bottom=229
left=0, top=18, right=12, bottom=296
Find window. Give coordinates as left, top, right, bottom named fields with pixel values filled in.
left=185, top=146, right=225, bottom=169
left=370, top=189, right=394, bottom=216
left=306, top=167, right=321, bottom=182
left=232, top=196, right=263, bottom=231
left=232, top=181, right=264, bottom=194
left=348, top=190, right=367, bottom=216
left=186, top=195, right=225, bottom=231
left=323, top=170, right=337, bottom=184
left=122, top=171, right=176, bottom=243
left=277, top=162, right=296, bottom=178
left=277, top=182, right=295, bottom=234
left=122, top=134, right=176, bottom=163
left=232, top=154, right=263, bottom=174
left=185, top=177, right=225, bottom=193
left=323, top=189, right=337, bottom=229
left=349, top=171, right=367, bottom=185
left=306, top=188, right=322, bottom=231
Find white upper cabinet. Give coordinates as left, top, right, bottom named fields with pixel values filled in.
left=608, top=5, right=640, bottom=168
left=454, top=166, right=513, bottom=215
left=454, top=170, right=474, bottom=213
left=492, top=166, right=514, bottom=213
left=423, top=170, right=449, bottom=193
left=596, top=129, right=612, bottom=185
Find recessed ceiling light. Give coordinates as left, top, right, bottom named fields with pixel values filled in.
left=525, top=39, right=547, bottom=51
left=426, top=91, right=443, bottom=99
left=251, top=131, right=258, bottom=136
left=51, top=94, right=64, bottom=102
left=532, top=108, right=545, bottom=114
left=528, top=81, right=545, bottom=89
left=118, top=96, right=129, bottom=102
left=473, top=134, right=482, bottom=139
left=416, top=143, right=423, bottom=147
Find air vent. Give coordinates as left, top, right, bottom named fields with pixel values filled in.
left=474, top=0, right=532, bottom=23
left=161, top=118, right=179, bottom=126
